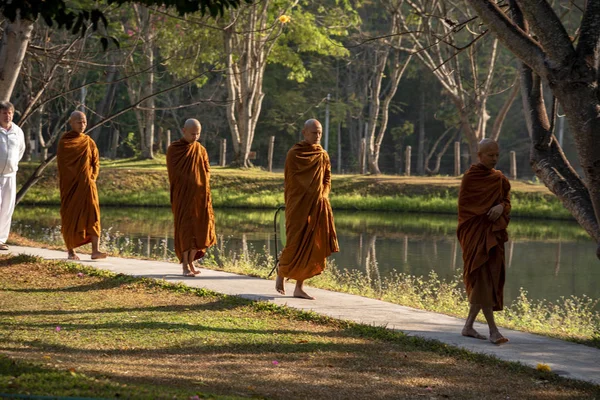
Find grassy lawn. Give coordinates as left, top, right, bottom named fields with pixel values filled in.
left=0, top=254, right=598, bottom=399
left=16, top=158, right=570, bottom=219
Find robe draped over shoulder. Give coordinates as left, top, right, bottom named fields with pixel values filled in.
left=57, top=131, right=101, bottom=250
left=167, top=139, right=216, bottom=262
left=278, top=142, right=339, bottom=281
left=457, top=163, right=511, bottom=311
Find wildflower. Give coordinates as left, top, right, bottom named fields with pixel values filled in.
left=536, top=363, right=551, bottom=372
left=77, top=272, right=84, bottom=278
left=278, top=15, right=291, bottom=24
left=55, top=326, right=61, bottom=332
left=272, top=360, right=279, bottom=365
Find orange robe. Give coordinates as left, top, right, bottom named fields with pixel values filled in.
left=167, top=139, right=216, bottom=262
left=278, top=142, right=339, bottom=281
left=57, top=131, right=101, bottom=250
left=457, top=163, right=511, bottom=311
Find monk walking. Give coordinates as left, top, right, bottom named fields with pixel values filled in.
left=457, top=138, right=510, bottom=344
left=57, top=111, right=107, bottom=260
left=167, top=119, right=216, bottom=276
left=276, top=119, right=339, bottom=300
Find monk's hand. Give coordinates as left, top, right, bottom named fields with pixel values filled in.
left=487, top=204, right=504, bottom=221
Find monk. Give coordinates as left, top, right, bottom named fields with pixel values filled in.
left=275, top=119, right=339, bottom=299
left=57, top=111, right=107, bottom=260
left=457, top=138, right=510, bottom=345
left=167, top=118, right=216, bottom=277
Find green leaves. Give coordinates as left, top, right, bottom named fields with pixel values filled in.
left=1, top=0, right=253, bottom=50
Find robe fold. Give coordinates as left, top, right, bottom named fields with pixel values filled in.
left=457, top=163, right=511, bottom=311
left=57, top=131, right=101, bottom=250
left=278, top=142, right=339, bottom=281
left=167, top=139, right=216, bottom=262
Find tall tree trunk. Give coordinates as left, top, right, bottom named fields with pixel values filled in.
left=136, top=5, right=155, bottom=159
left=223, top=1, right=274, bottom=168
left=0, top=16, right=34, bottom=101
left=91, top=57, right=120, bottom=151
left=417, top=90, right=425, bottom=175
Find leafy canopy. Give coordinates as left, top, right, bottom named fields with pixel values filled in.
left=0, top=0, right=253, bottom=48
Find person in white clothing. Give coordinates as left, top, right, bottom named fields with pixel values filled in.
left=0, top=101, right=25, bottom=250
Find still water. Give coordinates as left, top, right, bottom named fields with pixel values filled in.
left=11, top=206, right=599, bottom=306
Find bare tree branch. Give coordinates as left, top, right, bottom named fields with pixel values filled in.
left=515, top=0, right=575, bottom=68
left=466, top=0, right=548, bottom=77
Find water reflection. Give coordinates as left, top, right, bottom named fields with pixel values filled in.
left=10, top=206, right=599, bottom=306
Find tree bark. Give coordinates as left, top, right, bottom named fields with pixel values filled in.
left=223, top=2, right=274, bottom=168
left=0, top=16, right=34, bottom=101
left=468, top=0, right=600, bottom=254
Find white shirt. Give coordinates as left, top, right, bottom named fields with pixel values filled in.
left=0, top=123, right=25, bottom=177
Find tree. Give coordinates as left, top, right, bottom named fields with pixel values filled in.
left=362, top=1, right=413, bottom=175
left=466, top=0, right=600, bottom=254
left=0, top=0, right=253, bottom=102
left=157, top=0, right=353, bottom=167
left=399, top=0, right=519, bottom=164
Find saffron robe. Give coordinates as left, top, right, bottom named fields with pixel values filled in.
left=57, top=131, right=101, bottom=250
left=278, top=142, right=339, bottom=281
left=457, top=163, right=511, bottom=311
left=167, top=139, right=216, bottom=262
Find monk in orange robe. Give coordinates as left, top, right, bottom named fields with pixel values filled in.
left=57, top=111, right=107, bottom=261
left=457, top=138, right=510, bottom=344
left=276, top=119, right=339, bottom=299
left=167, top=118, right=216, bottom=276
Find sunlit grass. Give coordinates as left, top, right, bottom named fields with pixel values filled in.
left=3, top=256, right=597, bottom=398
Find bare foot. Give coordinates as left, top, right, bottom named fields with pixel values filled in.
left=293, top=287, right=315, bottom=300
left=91, top=252, right=107, bottom=260
left=188, top=262, right=201, bottom=275
left=67, top=252, right=80, bottom=261
left=489, top=331, right=509, bottom=345
left=461, top=327, right=487, bottom=340
left=182, top=265, right=196, bottom=277
left=275, top=275, right=285, bottom=295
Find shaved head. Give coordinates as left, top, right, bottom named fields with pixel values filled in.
left=478, top=138, right=499, bottom=153
left=69, top=110, right=87, bottom=134
left=304, top=119, right=320, bottom=130
left=184, top=118, right=201, bottom=129
left=182, top=118, right=202, bottom=144
left=70, top=111, right=85, bottom=120
left=477, top=138, right=499, bottom=169
left=302, top=119, right=323, bottom=145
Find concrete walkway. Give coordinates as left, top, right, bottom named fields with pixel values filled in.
left=9, top=245, right=600, bottom=386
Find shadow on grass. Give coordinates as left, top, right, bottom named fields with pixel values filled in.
left=2, top=277, right=132, bottom=293
left=0, top=254, right=40, bottom=267
left=3, top=335, right=597, bottom=400
left=0, top=299, right=244, bottom=317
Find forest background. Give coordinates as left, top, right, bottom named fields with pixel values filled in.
left=5, top=0, right=576, bottom=178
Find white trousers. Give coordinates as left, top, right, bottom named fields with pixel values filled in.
left=0, top=175, right=16, bottom=244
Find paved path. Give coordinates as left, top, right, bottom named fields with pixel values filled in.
left=9, top=245, right=600, bottom=386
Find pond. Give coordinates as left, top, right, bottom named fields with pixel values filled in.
left=11, top=206, right=599, bottom=306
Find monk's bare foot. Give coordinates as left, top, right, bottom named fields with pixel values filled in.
left=182, top=266, right=195, bottom=277
left=188, top=262, right=201, bottom=275
left=461, top=327, right=487, bottom=340
left=67, top=252, right=80, bottom=261
left=293, top=287, right=315, bottom=300
left=489, top=331, right=509, bottom=345
left=91, top=252, right=107, bottom=260
left=275, top=276, right=285, bottom=295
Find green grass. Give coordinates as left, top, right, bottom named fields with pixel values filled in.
left=15, top=158, right=573, bottom=220
left=1, top=255, right=598, bottom=399
left=0, top=355, right=243, bottom=400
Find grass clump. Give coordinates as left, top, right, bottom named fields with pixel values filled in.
left=0, top=254, right=598, bottom=399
